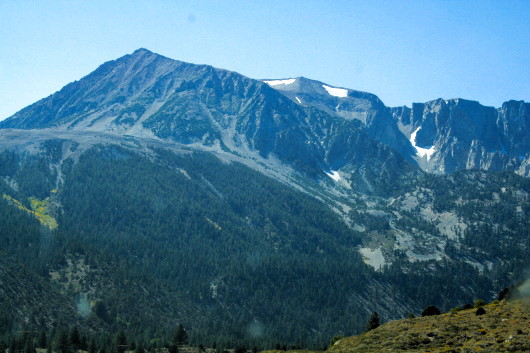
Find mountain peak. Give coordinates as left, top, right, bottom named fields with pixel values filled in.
left=132, top=48, right=153, bottom=54
left=127, top=47, right=164, bottom=61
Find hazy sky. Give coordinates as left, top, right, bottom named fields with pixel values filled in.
left=1, top=0, right=529, bottom=120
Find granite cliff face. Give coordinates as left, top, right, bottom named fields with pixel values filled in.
left=391, top=99, right=530, bottom=176
left=262, top=77, right=529, bottom=177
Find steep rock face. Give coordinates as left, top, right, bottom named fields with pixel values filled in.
left=0, top=50, right=330, bottom=175
left=2, top=49, right=528, bottom=178
left=264, top=77, right=416, bottom=160
left=498, top=100, right=530, bottom=156
left=391, top=99, right=530, bottom=176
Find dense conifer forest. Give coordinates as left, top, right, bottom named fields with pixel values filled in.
left=0, top=144, right=528, bottom=348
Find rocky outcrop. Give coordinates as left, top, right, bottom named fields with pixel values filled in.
left=391, top=99, right=530, bottom=176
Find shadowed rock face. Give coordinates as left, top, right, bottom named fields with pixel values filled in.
left=264, top=76, right=530, bottom=177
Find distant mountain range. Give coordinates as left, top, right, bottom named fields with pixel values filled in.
left=0, top=49, right=528, bottom=347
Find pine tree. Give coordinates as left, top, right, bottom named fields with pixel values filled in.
left=116, top=331, right=128, bottom=353
left=70, top=327, right=81, bottom=351
left=168, top=345, right=178, bottom=353
left=56, top=330, right=70, bottom=353
left=135, top=342, right=144, bottom=353
left=88, top=339, right=97, bottom=353
left=80, top=336, right=88, bottom=351
left=23, top=342, right=35, bottom=353
left=234, top=346, right=246, bottom=353
left=9, top=338, right=16, bottom=353
left=38, top=331, right=47, bottom=349
left=364, top=312, right=380, bottom=332
left=173, top=325, right=187, bottom=346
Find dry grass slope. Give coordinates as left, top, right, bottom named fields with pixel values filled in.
left=327, top=299, right=530, bottom=353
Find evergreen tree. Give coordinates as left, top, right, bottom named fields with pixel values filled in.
left=88, top=339, right=97, bottom=353
left=116, top=331, right=128, bottom=353
left=70, top=327, right=81, bottom=351
left=38, top=331, right=47, bottom=349
left=23, top=342, right=35, bottom=353
left=9, top=338, right=16, bottom=353
left=173, top=325, right=187, bottom=346
left=135, top=342, right=144, bottom=353
left=168, top=345, right=178, bottom=353
left=23, top=337, right=36, bottom=353
left=56, top=330, right=70, bottom=353
left=364, top=312, right=380, bottom=332
left=234, top=346, right=246, bottom=353
left=421, top=306, right=441, bottom=317
left=79, top=336, right=88, bottom=351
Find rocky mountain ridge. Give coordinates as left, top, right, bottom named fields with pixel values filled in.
left=391, top=98, right=530, bottom=176
left=2, top=48, right=529, bottom=180
left=264, top=77, right=529, bottom=177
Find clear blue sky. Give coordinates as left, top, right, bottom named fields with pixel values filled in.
left=1, top=0, right=529, bottom=120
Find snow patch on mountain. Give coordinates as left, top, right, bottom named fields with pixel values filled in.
left=410, top=127, right=436, bottom=160
left=325, top=170, right=341, bottom=181
left=264, top=78, right=296, bottom=86
left=322, top=85, right=348, bottom=98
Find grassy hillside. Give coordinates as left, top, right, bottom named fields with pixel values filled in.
left=328, top=299, right=530, bottom=353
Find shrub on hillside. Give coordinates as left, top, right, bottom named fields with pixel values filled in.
left=474, top=299, right=486, bottom=308
left=421, top=306, right=441, bottom=317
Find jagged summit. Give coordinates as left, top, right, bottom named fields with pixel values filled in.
left=132, top=47, right=153, bottom=54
